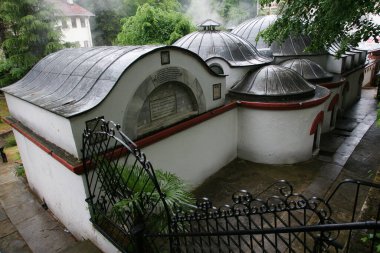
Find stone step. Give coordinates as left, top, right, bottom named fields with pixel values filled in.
left=58, top=240, right=102, bottom=253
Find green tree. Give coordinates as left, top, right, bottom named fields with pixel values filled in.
left=123, top=0, right=181, bottom=14
left=115, top=3, right=194, bottom=45
left=258, top=0, right=380, bottom=55
left=76, top=0, right=127, bottom=46
left=93, top=10, right=123, bottom=46
left=0, top=0, right=66, bottom=86
left=212, top=0, right=258, bottom=26
left=76, top=0, right=183, bottom=46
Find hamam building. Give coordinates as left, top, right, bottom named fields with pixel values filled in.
left=1, top=17, right=372, bottom=252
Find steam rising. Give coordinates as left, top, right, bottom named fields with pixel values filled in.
left=184, top=0, right=259, bottom=28
left=185, top=0, right=222, bottom=25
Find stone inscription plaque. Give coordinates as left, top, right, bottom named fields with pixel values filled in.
left=150, top=95, right=176, bottom=121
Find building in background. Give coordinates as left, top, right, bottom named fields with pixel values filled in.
left=48, top=0, right=94, bottom=47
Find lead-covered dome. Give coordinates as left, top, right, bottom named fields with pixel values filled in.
left=173, top=20, right=272, bottom=67
left=280, top=59, right=333, bottom=83
left=231, top=15, right=320, bottom=56
left=230, top=65, right=316, bottom=101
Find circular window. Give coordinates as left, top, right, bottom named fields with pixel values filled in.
left=210, top=64, right=224, bottom=75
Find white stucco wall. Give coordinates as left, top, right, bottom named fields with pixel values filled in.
left=13, top=130, right=120, bottom=253
left=362, top=62, right=376, bottom=86
left=205, top=58, right=253, bottom=90
left=59, top=17, right=93, bottom=47
left=237, top=104, right=324, bottom=164
left=69, top=49, right=226, bottom=158
left=321, top=86, right=343, bottom=133
left=326, top=55, right=347, bottom=74
left=349, top=51, right=360, bottom=67
left=342, top=68, right=364, bottom=110
left=141, top=108, right=238, bottom=187
left=4, top=94, right=79, bottom=157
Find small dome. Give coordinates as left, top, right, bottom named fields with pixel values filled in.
left=173, top=27, right=272, bottom=67
left=231, top=15, right=318, bottom=56
left=280, top=59, right=333, bottom=82
left=230, top=65, right=316, bottom=101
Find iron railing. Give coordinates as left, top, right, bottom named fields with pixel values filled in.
left=82, top=117, right=380, bottom=253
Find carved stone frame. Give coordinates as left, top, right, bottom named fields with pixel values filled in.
left=123, top=67, right=206, bottom=139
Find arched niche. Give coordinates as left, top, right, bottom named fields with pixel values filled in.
left=124, top=67, right=206, bottom=139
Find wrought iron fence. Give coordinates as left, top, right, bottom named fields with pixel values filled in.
left=82, top=117, right=380, bottom=253
left=83, top=118, right=174, bottom=252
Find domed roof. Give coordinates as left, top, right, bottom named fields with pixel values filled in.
left=230, top=65, right=316, bottom=101
left=280, top=59, right=333, bottom=82
left=231, top=15, right=320, bottom=56
left=173, top=23, right=272, bottom=67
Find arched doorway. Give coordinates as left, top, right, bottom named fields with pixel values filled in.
left=136, top=82, right=199, bottom=137
left=123, top=67, right=206, bottom=140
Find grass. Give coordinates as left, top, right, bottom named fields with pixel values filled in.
left=5, top=146, right=20, bottom=162
left=15, top=164, right=25, bottom=177
left=4, top=134, right=16, bottom=148
left=0, top=96, right=11, bottom=133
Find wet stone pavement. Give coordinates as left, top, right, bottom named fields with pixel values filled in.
left=0, top=161, right=79, bottom=253
left=0, top=147, right=101, bottom=252
left=193, top=88, right=379, bottom=216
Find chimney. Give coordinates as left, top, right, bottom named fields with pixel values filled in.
left=67, top=0, right=74, bottom=4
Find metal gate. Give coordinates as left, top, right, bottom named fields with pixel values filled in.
left=83, top=117, right=380, bottom=253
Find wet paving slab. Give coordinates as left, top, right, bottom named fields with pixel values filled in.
left=193, top=88, right=379, bottom=212
left=0, top=161, right=78, bottom=253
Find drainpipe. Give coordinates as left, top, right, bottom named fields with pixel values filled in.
left=376, top=71, right=380, bottom=99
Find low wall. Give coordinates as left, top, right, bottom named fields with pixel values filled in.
left=321, top=86, right=343, bottom=133
left=13, top=130, right=120, bottom=253
left=342, top=67, right=364, bottom=110
left=238, top=105, right=324, bottom=164
left=141, top=108, right=238, bottom=187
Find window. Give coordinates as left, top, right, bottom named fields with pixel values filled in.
left=71, top=17, right=77, bottom=28
left=210, top=64, right=224, bottom=75
left=62, top=19, right=68, bottom=29
left=213, top=83, right=222, bottom=100
left=80, top=18, right=86, bottom=28
left=84, top=41, right=89, bottom=47
left=160, top=51, right=170, bottom=65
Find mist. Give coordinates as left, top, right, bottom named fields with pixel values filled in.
left=184, top=0, right=259, bottom=28
left=185, top=0, right=222, bottom=26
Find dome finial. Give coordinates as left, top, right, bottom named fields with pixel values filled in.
left=198, top=19, right=221, bottom=31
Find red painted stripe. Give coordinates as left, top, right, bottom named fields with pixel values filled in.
left=238, top=93, right=330, bottom=111
left=3, top=117, right=83, bottom=174
left=310, top=111, right=324, bottom=135
left=319, top=79, right=345, bottom=89
left=328, top=94, right=340, bottom=111
left=136, top=102, right=237, bottom=148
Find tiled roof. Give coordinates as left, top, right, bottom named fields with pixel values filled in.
left=46, top=0, right=94, bottom=17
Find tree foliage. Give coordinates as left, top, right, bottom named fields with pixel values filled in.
left=0, top=0, right=66, bottom=86
left=124, top=0, right=182, bottom=13
left=259, top=0, right=380, bottom=55
left=76, top=0, right=184, bottom=46
left=76, top=0, right=127, bottom=46
left=93, top=10, right=123, bottom=46
left=115, top=3, right=194, bottom=45
left=216, top=0, right=258, bottom=25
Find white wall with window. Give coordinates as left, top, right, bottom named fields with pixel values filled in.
left=59, top=16, right=93, bottom=47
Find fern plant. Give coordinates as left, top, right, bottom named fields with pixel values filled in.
left=111, top=164, right=194, bottom=233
